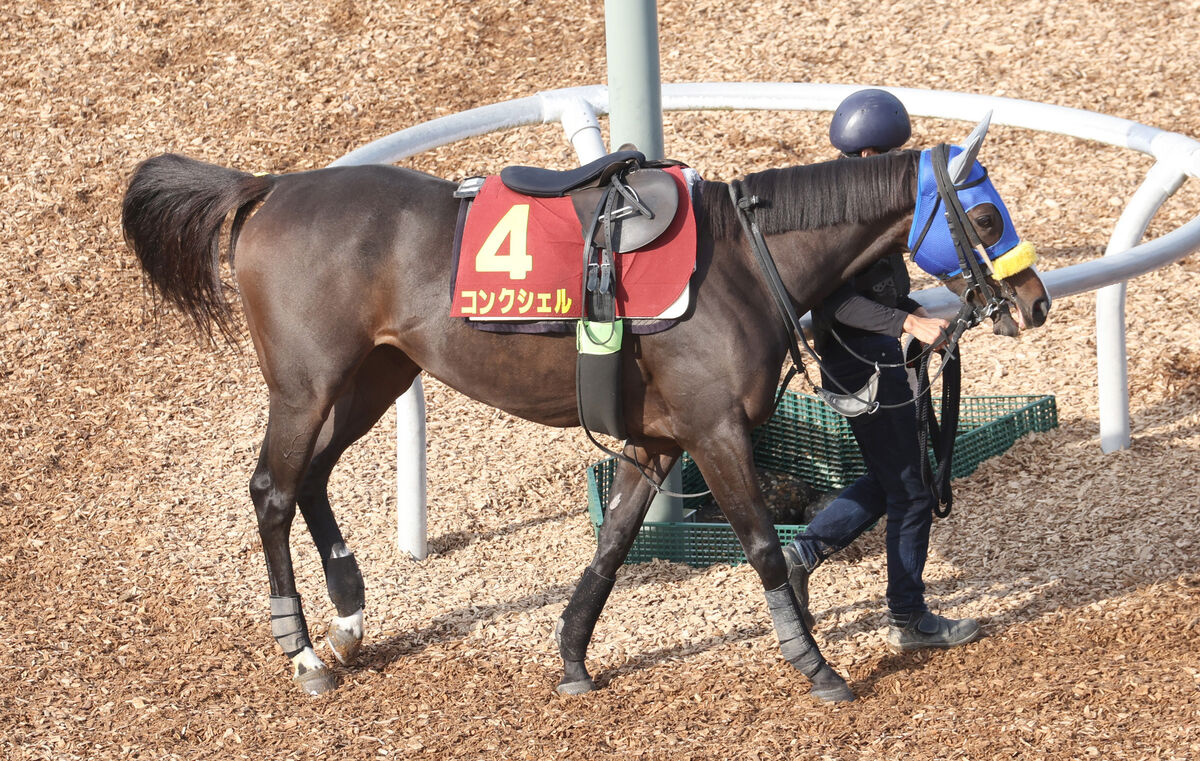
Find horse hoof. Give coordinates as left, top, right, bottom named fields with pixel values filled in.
left=809, top=665, right=855, bottom=704
left=328, top=626, right=362, bottom=666
left=293, top=665, right=339, bottom=696
left=556, top=677, right=596, bottom=696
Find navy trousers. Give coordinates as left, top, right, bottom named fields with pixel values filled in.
left=790, top=334, right=936, bottom=617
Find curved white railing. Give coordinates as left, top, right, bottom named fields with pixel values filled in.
left=330, top=83, right=1200, bottom=558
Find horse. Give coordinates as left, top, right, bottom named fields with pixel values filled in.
left=121, top=117, right=1050, bottom=704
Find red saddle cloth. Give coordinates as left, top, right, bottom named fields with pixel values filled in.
left=450, top=165, right=696, bottom=320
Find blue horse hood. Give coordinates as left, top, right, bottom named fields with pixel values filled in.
left=908, top=146, right=1022, bottom=278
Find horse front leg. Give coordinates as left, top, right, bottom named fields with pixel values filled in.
left=688, top=432, right=854, bottom=704
left=556, top=441, right=678, bottom=695
left=250, top=399, right=339, bottom=696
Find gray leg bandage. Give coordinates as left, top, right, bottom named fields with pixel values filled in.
left=270, top=594, right=311, bottom=658
left=765, top=584, right=825, bottom=678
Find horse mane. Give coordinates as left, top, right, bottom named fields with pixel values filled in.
left=700, top=149, right=919, bottom=240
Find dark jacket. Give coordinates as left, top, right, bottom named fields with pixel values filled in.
left=813, top=253, right=921, bottom=355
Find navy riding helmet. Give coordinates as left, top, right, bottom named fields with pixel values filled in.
left=830, top=89, right=912, bottom=155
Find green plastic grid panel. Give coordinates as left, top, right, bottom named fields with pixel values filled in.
left=585, top=392, right=1057, bottom=567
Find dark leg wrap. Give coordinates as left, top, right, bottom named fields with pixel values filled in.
left=270, top=594, right=312, bottom=658
left=556, top=567, right=616, bottom=662
left=325, top=553, right=365, bottom=617
left=765, top=584, right=826, bottom=678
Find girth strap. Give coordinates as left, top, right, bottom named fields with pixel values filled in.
left=575, top=182, right=626, bottom=440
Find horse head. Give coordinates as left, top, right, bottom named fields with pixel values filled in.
left=908, top=112, right=1051, bottom=336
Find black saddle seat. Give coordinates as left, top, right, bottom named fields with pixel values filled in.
left=500, top=150, right=646, bottom=197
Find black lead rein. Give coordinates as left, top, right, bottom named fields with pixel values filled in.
left=730, top=163, right=982, bottom=518
left=728, top=180, right=964, bottom=413
left=728, top=180, right=812, bottom=406
left=909, top=336, right=961, bottom=518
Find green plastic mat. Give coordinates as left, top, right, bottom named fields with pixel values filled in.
left=585, top=391, right=1057, bottom=567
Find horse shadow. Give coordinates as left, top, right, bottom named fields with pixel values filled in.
left=425, top=503, right=581, bottom=555
left=355, top=553, right=711, bottom=671
left=355, top=580, right=581, bottom=668
left=358, top=393, right=1197, bottom=693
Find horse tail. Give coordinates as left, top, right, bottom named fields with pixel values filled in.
left=121, top=153, right=276, bottom=342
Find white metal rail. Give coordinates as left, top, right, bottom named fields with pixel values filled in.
left=329, top=83, right=1200, bottom=559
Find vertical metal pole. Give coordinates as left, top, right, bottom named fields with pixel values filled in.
left=604, top=0, right=680, bottom=522
left=604, top=0, right=664, bottom=160
left=396, top=378, right=428, bottom=559
left=1096, top=161, right=1184, bottom=452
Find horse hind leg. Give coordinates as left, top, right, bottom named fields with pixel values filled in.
left=297, top=347, right=420, bottom=667
left=297, top=439, right=365, bottom=668
left=250, top=397, right=340, bottom=696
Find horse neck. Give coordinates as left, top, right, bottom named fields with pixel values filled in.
left=768, top=209, right=915, bottom=314
left=745, top=152, right=918, bottom=312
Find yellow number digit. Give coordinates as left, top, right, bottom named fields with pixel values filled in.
left=475, top=204, right=534, bottom=280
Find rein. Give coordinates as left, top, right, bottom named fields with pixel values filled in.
left=909, top=337, right=960, bottom=517
left=726, top=178, right=972, bottom=414
left=727, top=146, right=1016, bottom=518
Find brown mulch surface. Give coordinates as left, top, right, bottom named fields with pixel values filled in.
left=3, top=1, right=1199, bottom=759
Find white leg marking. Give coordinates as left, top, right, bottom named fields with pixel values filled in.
left=291, top=646, right=326, bottom=676
left=328, top=608, right=365, bottom=665
left=290, top=646, right=337, bottom=695
left=331, top=609, right=364, bottom=640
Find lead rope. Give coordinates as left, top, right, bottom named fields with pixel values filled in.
left=910, top=337, right=961, bottom=518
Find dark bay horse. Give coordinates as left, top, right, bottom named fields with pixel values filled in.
left=121, top=121, right=1049, bottom=704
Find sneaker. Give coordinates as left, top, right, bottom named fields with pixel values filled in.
left=886, top=611, right=980, bottom=652
left=781, top=545, right=816, bottom=630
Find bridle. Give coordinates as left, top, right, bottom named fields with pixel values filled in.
left=729, top=144, right=1015, bottom=414
left=919, top=142, right=1012, bottom=323
left=730, top=145, right=1022, bottom=516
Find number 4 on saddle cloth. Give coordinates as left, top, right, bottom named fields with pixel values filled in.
left=449, top=153, right=698, bottom=326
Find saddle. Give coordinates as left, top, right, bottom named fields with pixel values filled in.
left=500, top=150, right=680, bottom=253
left=496, top=150, right=685, bottom=441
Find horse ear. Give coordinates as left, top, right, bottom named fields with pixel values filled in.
left=948, top=110, right=993, bottom=184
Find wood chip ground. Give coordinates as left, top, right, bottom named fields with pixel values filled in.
left=2, top=1, right=1199, bottom=759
